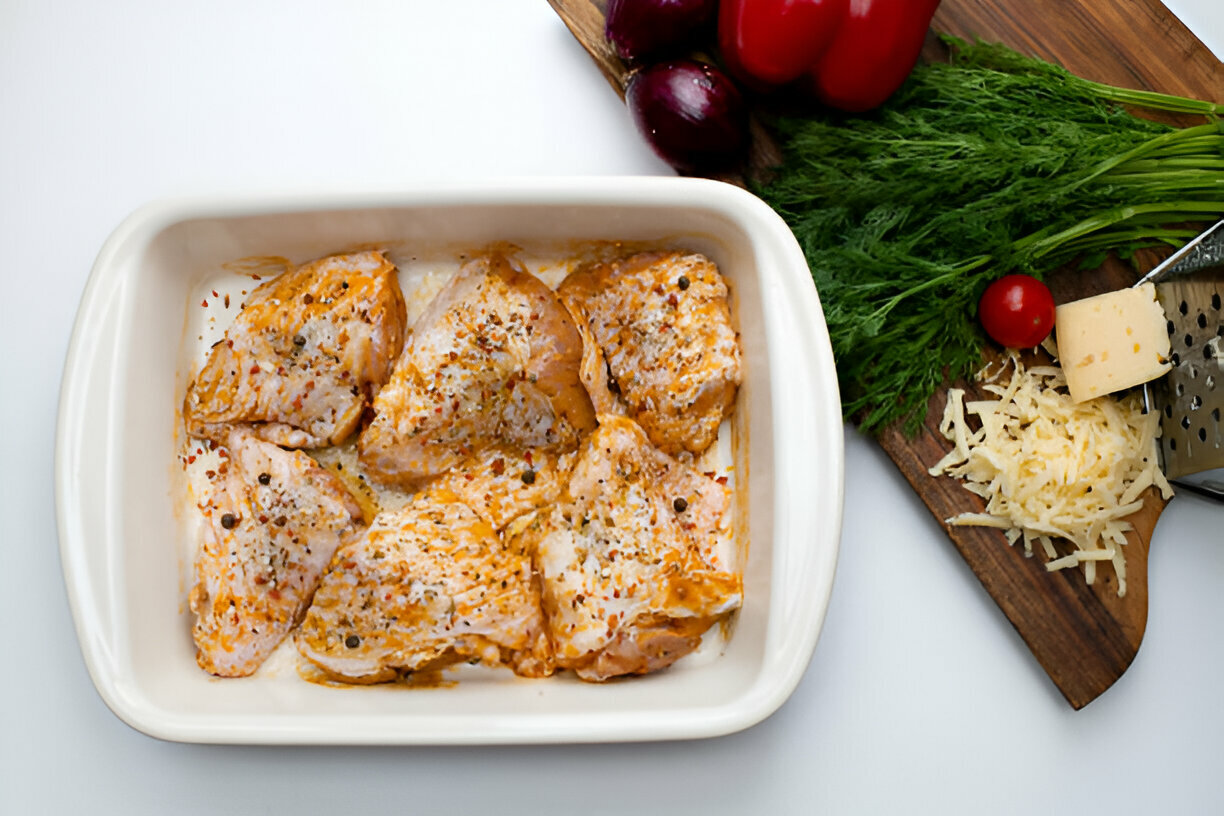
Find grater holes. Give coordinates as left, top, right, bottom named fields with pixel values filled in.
left=1213, top=408, right=1221, bottom=422
left=1175, top=381, right=1185, bottom=397
left=1164, top=403, right=1174, bottom=418
left=1169, top=437, right=1178, bottom=451
left=1191, top=395, right=1202, bottom=410
left=1181, top=416, right=1191, bottom=430
left=1199, top=313, right=1209, bottom=329
left=1171, top=351, right=1181, bottom=366
left=1179, top=299, right=1189, bottom=315
left=1207, top=344, right=1216, bottom=360
left=1200, top=427, right=1209, bottom=443
left=1213, top=292, right=1222, bottom=311
left=1166, top=319, right=1176, bottom=336
left=1185, top=333, right=1195, bottom=347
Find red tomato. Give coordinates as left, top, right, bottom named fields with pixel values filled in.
left=718, top=0, right=847, bottom=86
left=978, top=274, right=1056, bottom=349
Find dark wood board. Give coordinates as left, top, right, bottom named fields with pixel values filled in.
left=548, top=0, right=1224, bottom=708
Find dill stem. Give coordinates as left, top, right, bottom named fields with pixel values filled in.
left=1019, top=201, right=1224, bottom=261
left=1074, top=80, right=1224, bottom=116
left=865, top=257, right=990, bottom=322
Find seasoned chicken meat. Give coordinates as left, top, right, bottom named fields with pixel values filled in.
left=424, top=445, right=575, bottom=531
left=522, top=414, right=742, bottom=681
left=189, top=429, right=364, bottom=677
left=558, top=251, right=742, bottom=456
left=185, top=251, right=408, bottom=448
left=358, top=253, right=596, bottom=485
left=297, top=489, right=553, bottom=682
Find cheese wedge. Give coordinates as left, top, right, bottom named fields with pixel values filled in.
left=1054, top=283, right=1171, bottom=403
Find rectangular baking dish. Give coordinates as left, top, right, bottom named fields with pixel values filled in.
left=55, top=177, right=844, bottom=744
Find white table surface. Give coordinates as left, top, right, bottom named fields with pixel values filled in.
left=3, top=2, right=1221, bottom=813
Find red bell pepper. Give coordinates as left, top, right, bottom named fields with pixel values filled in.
left=718, top=0, right=942, bottom=112
left=718, top=0, right=848, bottom=86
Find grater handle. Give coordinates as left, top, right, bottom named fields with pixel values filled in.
left=1136, top=219, right=1224, bottom=286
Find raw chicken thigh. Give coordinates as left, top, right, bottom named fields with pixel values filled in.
left=424, top=444, right=575, bottom=530
left=558, top=251, right=742, bottom=456
left=297, top=488, right=554, bottom=682
left=520, top=414, right=742, bottom=681
left=190, top=429, right=364, bottom=677
left=184, top=251, right=408, bottom=448
left=359, top=253, right=596, bottom=485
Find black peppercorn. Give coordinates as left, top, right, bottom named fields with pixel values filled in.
left=677, top=275, right=690, bottom=290
left=257, top=472, right=271, bottom=485
left=345, top=634, right=361, bottom=649
left=293, top=334, right=306, bottom=346
left=521, top=469, right=537, bottom=485
left=673, top=497, right=688, bottom=513
left=220, top=513, right=237, bottom=529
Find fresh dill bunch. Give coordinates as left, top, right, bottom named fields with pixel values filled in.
left=754, top=37, right=1224, bottom=435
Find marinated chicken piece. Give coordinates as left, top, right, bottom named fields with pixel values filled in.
left=425, top=445, right=575, bottom=530
left=523, top=414, right=741, bottom=681
left=190, top=430, right=364, bottom=677
left=358, top=253, right=596, bottom=485
left=185, top=251, right=408, bottom=448
left=297, top=489, right=554, bottom=683
left=558, top=251, right=742, bottom=456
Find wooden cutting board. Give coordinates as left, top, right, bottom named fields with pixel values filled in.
left=548, top=0, right=1224, bottom=709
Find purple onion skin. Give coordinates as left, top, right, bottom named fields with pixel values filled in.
left=605, top=0, right=717, bottom=62
left=626, top=59, right=749, bottom=174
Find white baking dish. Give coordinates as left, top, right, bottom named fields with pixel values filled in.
left=55, top=177, right=844, bottom=745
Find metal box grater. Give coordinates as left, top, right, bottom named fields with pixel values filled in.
left=1139, top=220, right=1224, bottom=500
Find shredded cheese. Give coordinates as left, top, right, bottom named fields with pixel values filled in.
left=928, top=352, right=1172, bottom=596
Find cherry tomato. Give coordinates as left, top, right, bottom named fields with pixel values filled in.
left=978, top=274, right=1056, bottom=349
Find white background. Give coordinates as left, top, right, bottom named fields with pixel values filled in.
left=2, top=1, right=1222, bottom=813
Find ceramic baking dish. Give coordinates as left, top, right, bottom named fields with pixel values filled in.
left=55, top=177, right=844, bottom=744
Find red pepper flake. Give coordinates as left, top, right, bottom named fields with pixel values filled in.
left=226, top=339, right=234, bottom=349
left=201, top=299, right=208, bottom=307
left=224, top=294, right=231, bottom=308
left=303, top=293, right=314, bottom=305
left=434, top=406, right=443, bottom=414
left=254, top=574, right=268, bottom=585
left=204, top=470, right=216, bottom=479
left=491, top=458, right=505, bottom=476
left=716, top=476, right=729, bottom=485
left=258, top=514, right=269, bottom=524
left=268, top=589, right=281, bottom=601
left=186, top=455, right=196, bottom=464
left=251, top=274, right=262, bottom=281
left=249, top=364, right=261, bottom=375
left=211, top=289, right=219, bottom=297
left=524, top=450, right=534, bottom=467
left=667, top=293, right=679, bottom=308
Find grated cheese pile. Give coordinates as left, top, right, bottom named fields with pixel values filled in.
left=928, top=351, right=1173, bottom=596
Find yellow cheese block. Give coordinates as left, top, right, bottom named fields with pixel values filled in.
left=1054, top=283, right=1171, bottom=403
